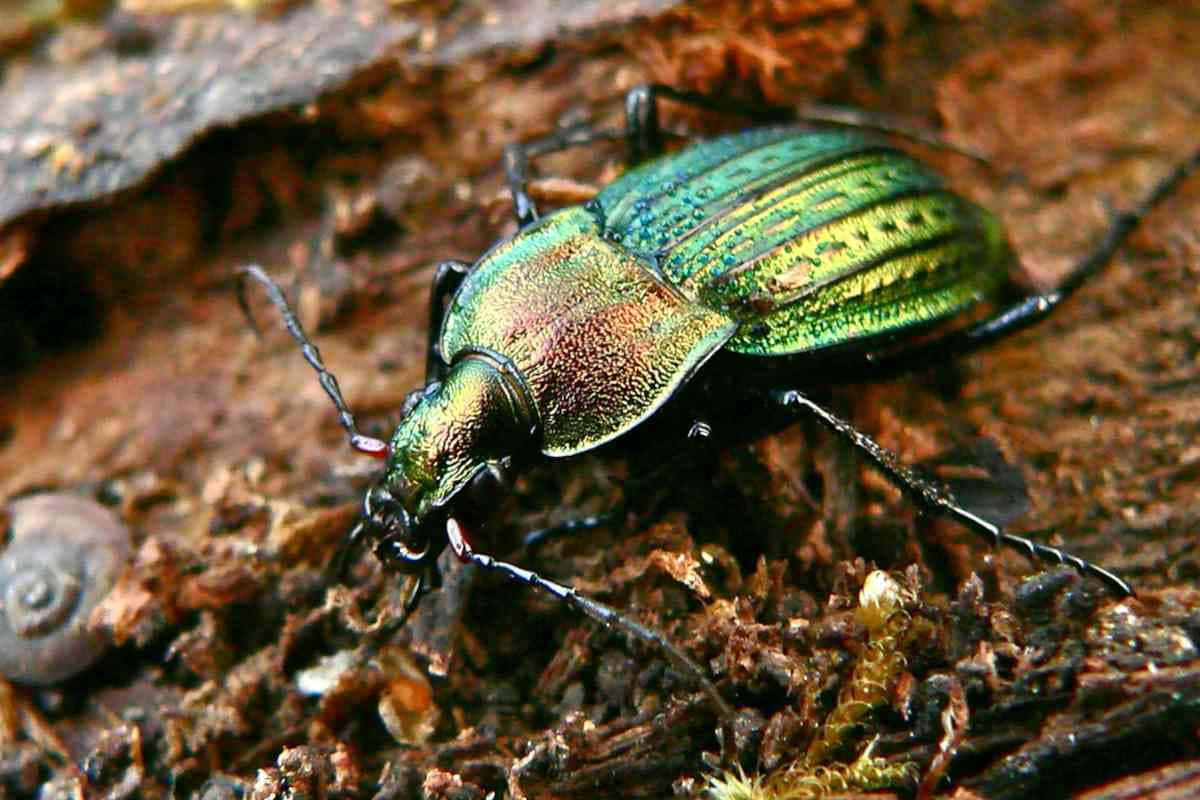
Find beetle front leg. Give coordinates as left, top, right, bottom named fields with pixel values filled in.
left=768, top=389, right=1133, bottom=596
left=445, top=517, right=735, bottom=724
left=426, top=259, right=471, bottom=382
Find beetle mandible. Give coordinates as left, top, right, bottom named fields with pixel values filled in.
left=241, top=85, right=1199, bottom=714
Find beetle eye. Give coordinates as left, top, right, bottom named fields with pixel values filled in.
left=466, top=463, right=506, bottom=508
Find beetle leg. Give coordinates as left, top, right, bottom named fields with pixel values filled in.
left=793, top=103, right=991, bottom=165
left=400, top=570, right=429, bottom=621
left=623, top=84, right=664, bottom=162
left=503, top=124, right=625, bottom=227
left=503, top=83, right=790, bottom=226
left=445, top=517, right=736, bottom=722
left=520, top=415, right=718, bottom=552
left=505, top=84, right=984, bottom=228
left=623, top=83, right=794, bottom=161
left=426, top=259, right=471, bottom=382
left=624, top=84, right=988, bottom=164
left=502, top=84, right=751, bottom=226
left=520, top=512, right=619, bottom=552
left=519, top=417, right=712, bottom=553
left=862, top=147, right=1200, bottom=374
left=769, top=389, right=1133, bottom=597
left=327, top=518, right=369, bottom=583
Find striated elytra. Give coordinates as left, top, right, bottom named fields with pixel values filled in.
left=240, top=85, right=1199, bottom=718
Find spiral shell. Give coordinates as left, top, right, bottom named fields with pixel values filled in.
left=0, top=493, right=132, bottom=685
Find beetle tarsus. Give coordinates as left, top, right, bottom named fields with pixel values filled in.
left=996, top=531, right=1133, bottom=597
left=446, top=517, right=735, bottom=721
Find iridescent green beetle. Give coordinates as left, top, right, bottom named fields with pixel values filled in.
left=242, top=85, right=1198, bottom=712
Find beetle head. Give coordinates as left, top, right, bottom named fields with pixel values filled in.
left=332, top=358, right=520, bottom=580
left=356, top=483, right=441, bottom=573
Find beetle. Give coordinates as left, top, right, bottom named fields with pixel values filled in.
left=241, top=84, right=1199, bottom=716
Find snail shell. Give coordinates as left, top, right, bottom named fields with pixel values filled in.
left=0, top=493, right=132, bottom=685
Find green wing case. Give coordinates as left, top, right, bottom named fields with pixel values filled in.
left=591, top=128, right=1014, bottom=355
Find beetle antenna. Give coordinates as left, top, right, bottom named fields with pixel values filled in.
left=237, top=265, right=389, bottom=458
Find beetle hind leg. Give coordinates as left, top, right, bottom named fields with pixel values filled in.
left=769, top=389, right=1133, bottom=597
left=503, top=83, right=979, bottom=228
left=622, top=83, right=795, bottom=162
left=501, top=83, right=792, bottom=227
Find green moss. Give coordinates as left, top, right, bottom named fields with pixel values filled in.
left=706, top=571, right=922, bottom=800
